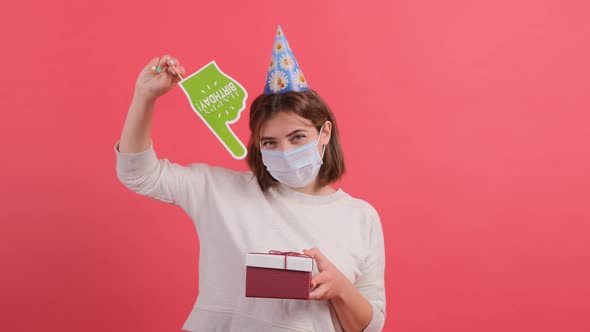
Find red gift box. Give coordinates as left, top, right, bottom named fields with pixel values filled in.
left=245, top=250, right=315, bottom=300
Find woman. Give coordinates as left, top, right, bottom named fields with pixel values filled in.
left=114, top=52, right=386, bottom=332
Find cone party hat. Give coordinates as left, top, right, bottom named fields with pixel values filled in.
left=264, top=25, right=309, bottom=95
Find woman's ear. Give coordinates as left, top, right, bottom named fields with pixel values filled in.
left=320, top=121, right=332, bottom=145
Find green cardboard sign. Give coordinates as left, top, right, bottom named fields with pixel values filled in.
left=179, top=61, right=248, bottom=159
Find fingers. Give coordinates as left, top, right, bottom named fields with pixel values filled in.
left=311, top=271, right=328, bottom=288
left=304, top=248, right=329, bottom=271
left=154, top=54, right=171, bottom=73
left=167, top=63, right=180, bottom=75
left=140, top=54, right=185, bottom=83
left=308, top=283, right=327, bottom=301
left=147, top=55, right=183, bottom=80
left=148, top=54, right=172, bottom=73
left=167, top=57, right=185, bottom=78
left=147, top=57, right=160, bottom=69
left=174, top=65, right=186, bottom=77
left=304, top=248, right=324, bottom=260
left=167, top=56, right=179, bottom=67
left=166, top=56, right=177, bottom=74
left=141, top=57, right=160, bottom=76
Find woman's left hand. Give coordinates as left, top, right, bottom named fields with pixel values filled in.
left=303, top=248, right=353, bottom=301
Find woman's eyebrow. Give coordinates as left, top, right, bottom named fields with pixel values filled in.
left=260, top=129, right=307, bottom=141
left=286, top=129, right=308, bottom=137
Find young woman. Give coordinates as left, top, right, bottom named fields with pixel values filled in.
left=114, top=54, right=386, bottom=332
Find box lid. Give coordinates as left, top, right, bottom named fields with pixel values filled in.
left=246, top=251, right=314, bottom=272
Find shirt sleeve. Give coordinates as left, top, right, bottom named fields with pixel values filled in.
left=356, top=206, right=386, bottom=332
left=113, top=140, right=207, bottom=210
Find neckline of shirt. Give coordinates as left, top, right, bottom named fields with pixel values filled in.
left=273, top=183, right=347, bottom=205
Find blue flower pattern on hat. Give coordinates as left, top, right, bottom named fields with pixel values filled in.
left=264, top=26, right=309, bottom=95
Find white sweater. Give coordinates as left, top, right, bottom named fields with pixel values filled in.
left=114, top=140, right=386, bottom=332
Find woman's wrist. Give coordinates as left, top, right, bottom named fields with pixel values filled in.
left=133, top=91, right=156, bottom=104
left=330, top=280, right=374, bottom=332
left=131, top=92, right=157, bottom=111
left=332, top=278, right=357, bottom=304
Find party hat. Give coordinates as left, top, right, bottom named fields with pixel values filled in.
left=264, top=25, right=309, bottom=95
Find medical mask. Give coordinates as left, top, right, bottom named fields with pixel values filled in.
left=261, top=125, right=326, bottom=188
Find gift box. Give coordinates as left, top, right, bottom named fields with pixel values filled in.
left=245, top=250, right=315, bottom=300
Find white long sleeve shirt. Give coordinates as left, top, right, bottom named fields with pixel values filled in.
left=114, top=140, right=386, bottom=332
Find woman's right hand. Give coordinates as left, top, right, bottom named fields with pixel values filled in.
left=133, top=55, right=186, bottom=103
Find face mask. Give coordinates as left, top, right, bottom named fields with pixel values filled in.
left=261, top=125, right=326, bottom=188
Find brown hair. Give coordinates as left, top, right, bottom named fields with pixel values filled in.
left=247, top=89, right=346, bottom=191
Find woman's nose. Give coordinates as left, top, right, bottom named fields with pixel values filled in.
left=277, top=142, right=295, bottom=152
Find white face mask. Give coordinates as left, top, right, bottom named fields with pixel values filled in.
left=261, top=125, right=326, bottom=188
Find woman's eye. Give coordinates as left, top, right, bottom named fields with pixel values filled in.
left=292, top=135, right=306, bottom=142
left=262, top=141, right=275, bottom=147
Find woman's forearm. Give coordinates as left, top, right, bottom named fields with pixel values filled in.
left=118, top=55, right=187, bottom=153
left=330, top=282, right=373, bottom=332
left=118, top=96, right=155, bottom=153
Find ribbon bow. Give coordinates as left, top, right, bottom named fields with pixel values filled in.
left=268, top=250, right=314, bottom=271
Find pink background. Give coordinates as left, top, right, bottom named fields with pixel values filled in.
left=1, top=0, right=589, bottom=331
